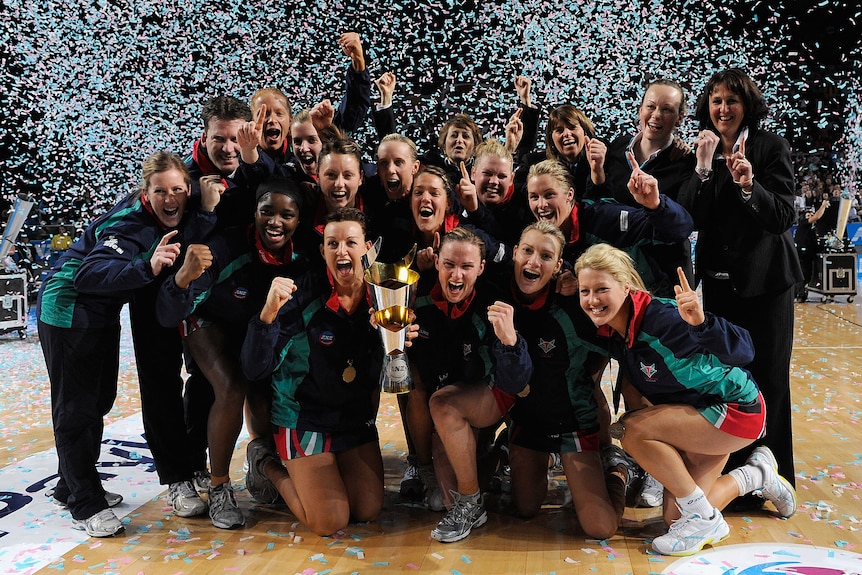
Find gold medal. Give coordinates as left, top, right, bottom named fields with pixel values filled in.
left=342, top=360, right=356, bottom=383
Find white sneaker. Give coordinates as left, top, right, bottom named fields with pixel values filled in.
left=747, top=446, right=797, bottom=518
left=71, top=508, right=124, bottom=538
left=638, top=473, right=664, bottom=508
left=430, top=491, right=487, bottom=543
left=168, top=480, right=207, bottom=517
left=208, top=483, right=245, bottom=529
left=651, top=508, right=730, bottom=556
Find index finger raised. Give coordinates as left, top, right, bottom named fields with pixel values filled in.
left=255, top=104, right=267, bottom=129
left=676, top=266, right=692, bottom=292
left=460, top=161, right=470, bottom=180
left=159, top=229, right=179, bottom=246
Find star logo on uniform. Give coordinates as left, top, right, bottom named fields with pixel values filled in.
left=537, top=338, right=556, bottom=354
left=640, top=362, right=658, bottom=381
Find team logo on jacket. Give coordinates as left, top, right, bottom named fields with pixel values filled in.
left=640, top=361, right=658, bottom=381
left=463, top=343, right=472, bottom=359
left=103, top=235, right=124, bottom=254
left=537, top=338, right=556, bottom=355
left=233, top=287, right=248, bottom=299
left=320, top=331, right=335, bottom=346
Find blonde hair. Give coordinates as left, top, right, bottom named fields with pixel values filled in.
left=574, top=243, right=648, bottom=293
left=473, top=138, right=513, bottom=167
left=527, top=159, right=574, bottom=192
left=518, top=221, right=565, bottom=260
left=379, top=133, right=419, bottom=161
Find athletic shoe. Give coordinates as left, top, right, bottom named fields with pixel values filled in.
left=601, top=444, right=643, bottom=502
left=430, top=491, right=487, bottom=543
left=52, top=491, right=123, bottom=509
left=548, top=452, right=564, bottom=476
left=399, top=460, right=424, bottom=503
left=208, top=483, right=245, bottom=529
left=651, top=508, right=730, bottom=556
left=246, top=437, right=282, bottom=504
left=418, top=465, right=445, bottom=512
left=747, top=446, right=797, bottom=518
left=168, top=480, right=207, bottom=517
left=71, top=508, right=124, bottom=538
left=193, top=469, right=211, bottom=493
left=637, top=473, right=664, bottom=508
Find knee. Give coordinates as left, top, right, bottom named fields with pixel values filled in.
left=582, top=515, right=618, bottom=540
left=428, top=392, right=457, bottom=423
left=306, top=510, right=349, bottom=537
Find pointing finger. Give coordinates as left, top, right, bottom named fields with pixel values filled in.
left=739, top=135, right=746, bottom=158
left=460, top=161, right=470, bottom=181
left=255, top=104, right=267, bottom=130
left=676, top=266, right=692, bottom=292
left=159, top=229, right=179, bottom=246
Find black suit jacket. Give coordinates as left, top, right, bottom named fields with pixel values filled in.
left=677, top=128, right=802, bottom=298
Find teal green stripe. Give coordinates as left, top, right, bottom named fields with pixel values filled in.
left=191, top=253, right=253, bottom=312
left=38, top=259, right=83, bottom=328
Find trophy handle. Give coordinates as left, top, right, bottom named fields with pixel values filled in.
left=400, top=244, right=418, bottom=268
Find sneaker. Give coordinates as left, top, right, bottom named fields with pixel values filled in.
left=52, top=491, right=123, bottom=509
left=637, top=473, right=664, bottom=508
left=747, top=446, right=797, bottom=518
left=168, top=480, right=207, bottom=517
left=601, top=444, right=643, bottom=503
left=399, top=460, right=424, bottom=502
left=246, top=438, right=282, bottom=504
left=651, top=508, right=730, bottom=556
left=193, top=469, right=211, bottom=493
left=548, top=452, right=564, bottom=476
left=71, top=508, right=125, bottom=538
left=430, top=491, right=487, bottom=543
left=418, top=465, right=445, bottom=512
left=208, top=483, right=245, bottom=529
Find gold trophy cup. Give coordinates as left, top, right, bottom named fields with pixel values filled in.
left=365, top=246, right=419, bottom=393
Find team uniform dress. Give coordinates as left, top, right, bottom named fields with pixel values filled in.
left=240, top=269, right=383, bottom=459
left=599, top=291, right=765, bottom=440
left=38, top=193, right=215, bottom=521
left=408, top=280, right=532, bottom=415
left=506, top=284, right=607, bottom=453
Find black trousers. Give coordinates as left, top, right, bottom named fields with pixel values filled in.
left=129, top=288, right=195, bottom=485
left=40, top=320, right=120, bottom=520
left=702, top=278, right=796, bottom=486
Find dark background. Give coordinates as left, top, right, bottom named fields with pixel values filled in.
left=1, top=0, right=859, bottom=227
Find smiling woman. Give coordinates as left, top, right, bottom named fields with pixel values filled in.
left=37, top=151, right=219, bottom=537
left=155, top=176, right=308, bottom=530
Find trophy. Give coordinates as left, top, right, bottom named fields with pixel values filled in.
left=365, top=246, right=419, bottom=393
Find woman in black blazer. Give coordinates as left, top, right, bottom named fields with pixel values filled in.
left=678, top=69, right=803, bottom=511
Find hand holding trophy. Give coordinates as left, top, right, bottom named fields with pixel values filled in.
left=365, top=245, right=419, bottom=393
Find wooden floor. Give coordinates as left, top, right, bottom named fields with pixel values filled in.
left=2, top=294, right=862, bottom=574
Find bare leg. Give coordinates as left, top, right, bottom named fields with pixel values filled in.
left=429, top=383, right=504, bottom=497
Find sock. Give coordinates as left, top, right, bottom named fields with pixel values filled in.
left=728, top=464, right=764, bottom=496
left=210, top=474, right=230, bottom=488
left=460, top=489, right=482, bottom=505
left=676, top=486, right=715, bottom=519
